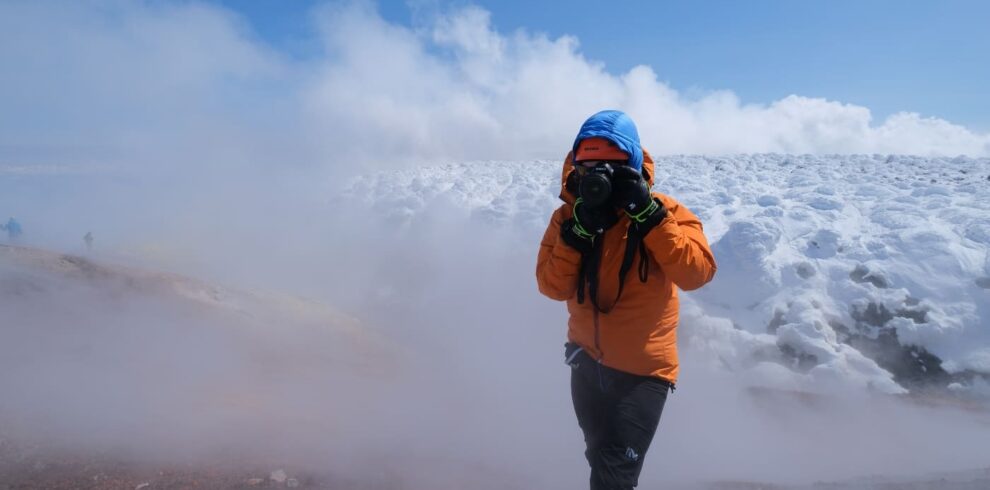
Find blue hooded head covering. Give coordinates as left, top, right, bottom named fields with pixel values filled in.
left=571, top=110, right=644, bottom=172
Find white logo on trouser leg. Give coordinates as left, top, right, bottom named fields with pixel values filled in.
left=624, top=447, right=639, bottom=462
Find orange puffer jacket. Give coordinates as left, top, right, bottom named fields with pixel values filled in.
left=536, top=150, right=716, bottom=384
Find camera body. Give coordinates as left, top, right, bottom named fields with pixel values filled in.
left=578, top=162, right=615, bottom=207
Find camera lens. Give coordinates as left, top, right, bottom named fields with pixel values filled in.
left=579, top=164, right=613, bottom=207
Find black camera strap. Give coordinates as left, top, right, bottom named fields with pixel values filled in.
left=576, top=223, right=650, bottom=314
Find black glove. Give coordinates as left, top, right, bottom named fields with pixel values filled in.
left=560, top=218, right=592, bottom=255
left=611, top=166, right=667, bottom=232
left=610, top=166, right=653, bottom=213
left=574, top=197, right=619, bottom=235
left=560, top=198, right=618, bottom=253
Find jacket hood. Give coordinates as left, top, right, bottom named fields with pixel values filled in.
left=572, top=110, right=644, bottom=171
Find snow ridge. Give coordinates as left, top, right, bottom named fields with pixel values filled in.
left=343, top=154, right=990, bottom=395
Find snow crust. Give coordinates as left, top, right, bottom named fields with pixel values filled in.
left=343, top=154, right=990, bottom=395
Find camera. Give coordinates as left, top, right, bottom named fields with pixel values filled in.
left=578, top=162, right=614, bottom=207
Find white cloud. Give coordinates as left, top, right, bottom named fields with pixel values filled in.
left=304, top=3, right=990, bottom=161
left=2, top=0, right=988, bottom=175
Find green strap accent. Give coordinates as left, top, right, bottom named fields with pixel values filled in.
left=572, top=197, right=596, bottom=239
left=572, top=221, right=595, bottom=239
left=627, top=198, right=659, bottom=223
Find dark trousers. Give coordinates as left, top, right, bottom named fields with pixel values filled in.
left=567, top=344, right=670, bottom=490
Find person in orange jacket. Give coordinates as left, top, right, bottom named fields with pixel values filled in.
left=536, top=110, right=716, bottom=489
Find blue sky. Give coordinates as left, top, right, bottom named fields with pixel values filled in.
left=218, top=0, right=990, bottom=130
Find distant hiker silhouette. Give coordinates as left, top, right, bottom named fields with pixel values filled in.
left=84, top=231, right=94, bottom=251
left=4, top=217, right=22, bottom=242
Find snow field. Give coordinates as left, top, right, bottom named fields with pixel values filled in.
left=343, top=154, right=990, bottom=395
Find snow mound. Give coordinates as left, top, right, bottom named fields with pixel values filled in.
left=342, top=154, right=990, bottom=395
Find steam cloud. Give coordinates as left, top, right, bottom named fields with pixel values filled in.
left=2, top=2, right=990, bottom=489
